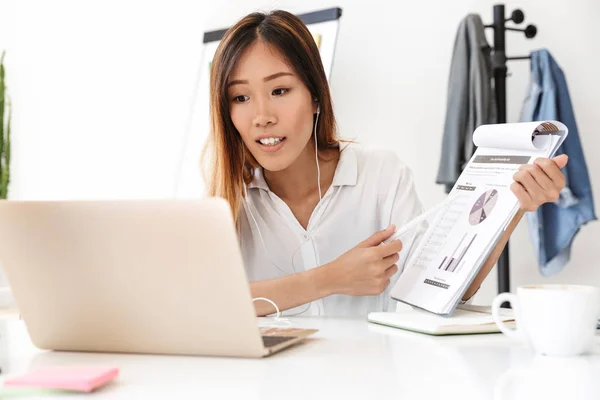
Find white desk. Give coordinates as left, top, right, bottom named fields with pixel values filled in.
left=0, top=316, right=599, bottom=399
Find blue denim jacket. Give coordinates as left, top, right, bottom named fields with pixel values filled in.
left=520, top=49, right=597, bottom=275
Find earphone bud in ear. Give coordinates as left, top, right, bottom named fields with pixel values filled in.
left=316, top=104, right=320, bottom=114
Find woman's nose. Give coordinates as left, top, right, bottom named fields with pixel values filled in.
left=253, top=99, right=277, bottom=127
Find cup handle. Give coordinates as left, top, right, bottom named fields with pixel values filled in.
left=491, top=293, right=521, bottom=339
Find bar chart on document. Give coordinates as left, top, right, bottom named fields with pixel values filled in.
left=411, top=194, right=472, bottom=273
left=411, top=186, right=505, bottom=277
left=437, top=233, right=477, bottom=274
left=435, top=189, right=499, bottom=273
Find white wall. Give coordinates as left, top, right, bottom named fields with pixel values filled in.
left=2, top=0, right=600, bottom=304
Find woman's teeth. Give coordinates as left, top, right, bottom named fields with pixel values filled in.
left=259, top=137, right=283, bottom=146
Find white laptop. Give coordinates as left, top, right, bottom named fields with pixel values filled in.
left=0, top=197, right=317, bottom=358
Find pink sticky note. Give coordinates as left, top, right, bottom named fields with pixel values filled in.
left=4, top=366, right=119, bottom=392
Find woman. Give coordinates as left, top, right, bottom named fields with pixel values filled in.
left=202, top=10, right=567, bottom=317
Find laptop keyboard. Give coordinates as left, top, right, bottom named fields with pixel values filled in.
left=262, top=335, right=296, bottom=348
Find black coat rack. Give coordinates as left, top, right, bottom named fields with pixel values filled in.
left=484, top=4, right=537, bottom=294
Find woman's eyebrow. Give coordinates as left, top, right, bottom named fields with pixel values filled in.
left=227, top=72, right=294, bottom=88
left=263, top=71, right=293, bottom=82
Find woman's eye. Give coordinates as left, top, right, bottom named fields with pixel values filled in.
left=272, top=88, right=289, bottom=96
left=233, top=95, right=249, bottom=103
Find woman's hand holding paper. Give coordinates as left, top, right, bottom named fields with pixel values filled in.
left=511, top=154, right=568, bottom=212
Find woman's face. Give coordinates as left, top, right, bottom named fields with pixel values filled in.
left=227, top=41, right=317, bottom=172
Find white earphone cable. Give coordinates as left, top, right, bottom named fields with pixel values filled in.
left=314, top=108, right=322, bottom=201
left=252, top=297, right=292, bottom=328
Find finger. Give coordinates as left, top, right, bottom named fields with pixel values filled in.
left=380, top=279, right=391, bottom=293
left=521, top=163, right=554, bottom=192
left=359, top=225, right=396, bottom=248
left=552, top=154, right=569, bottom=169
left=377, top=252, right=400, bottom=270
left=528, top=163, right=562, bottom=201
left=384, top=264, right=399, bottom=279
left=511, top=181, right=535, bottom=212
left=376, top=239, right=403, bottom=259
left=513, top=169, right=545, bottom=203
left=534, top=157, right=566, bottom=188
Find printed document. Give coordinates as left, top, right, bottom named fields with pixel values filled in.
left=390, top=121, right=569, bottom=315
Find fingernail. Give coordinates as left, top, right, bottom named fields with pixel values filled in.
left=389, top=224, right=396, bottom=231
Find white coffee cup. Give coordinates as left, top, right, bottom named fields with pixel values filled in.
left=491, top=284, right=600, bottom=357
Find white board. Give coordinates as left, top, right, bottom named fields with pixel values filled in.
left=174, top=8, right=342, bottom=198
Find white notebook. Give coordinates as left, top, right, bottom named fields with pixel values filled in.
left=367, top=305, right=515, bottom=336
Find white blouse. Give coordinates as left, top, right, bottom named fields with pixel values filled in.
left=238, top=142, right=426, bottom=316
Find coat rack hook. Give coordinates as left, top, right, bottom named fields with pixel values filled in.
left=524, top=24, right=537, bottom=38
left=509, top=9, right=524, bottom=24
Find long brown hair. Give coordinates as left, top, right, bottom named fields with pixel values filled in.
left=201, top=10, right=340, bottom=224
